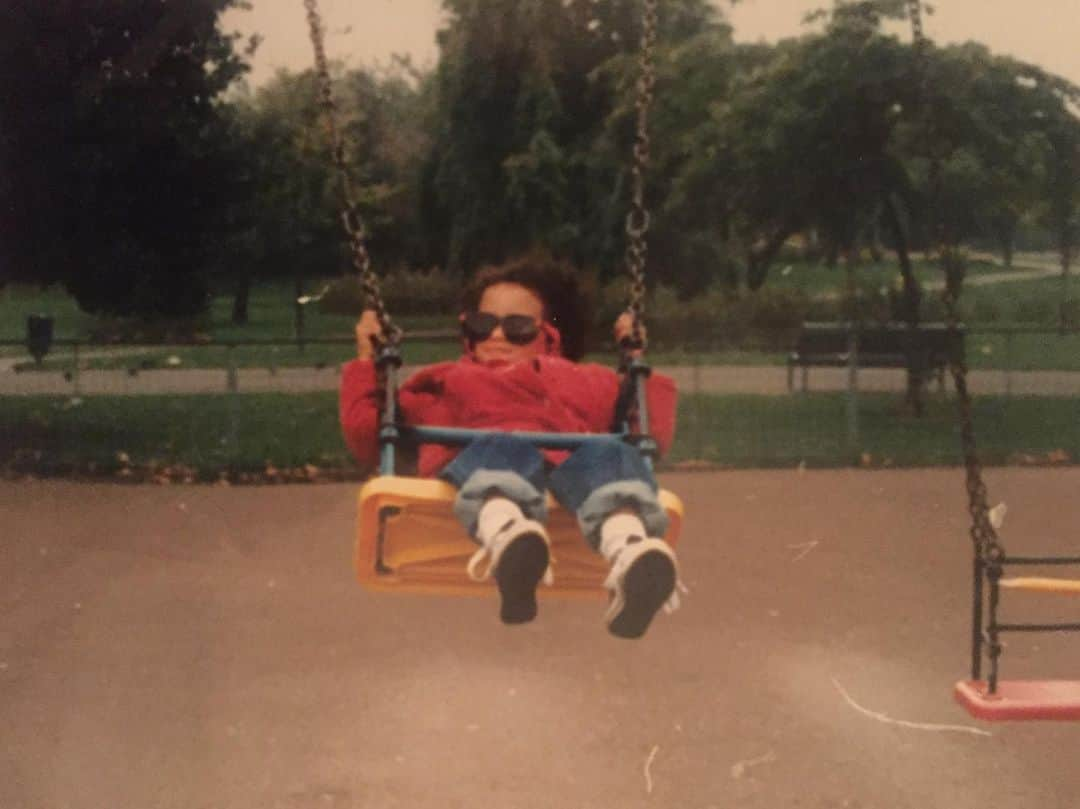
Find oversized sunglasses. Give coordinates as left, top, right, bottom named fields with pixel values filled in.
left=461, top=312, right=541, bottom=345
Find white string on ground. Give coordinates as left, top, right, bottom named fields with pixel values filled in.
left=644, top=745, right=659, bottom=794
left=730, top=749, right=777, bottom=780
left=787, top=540, right=819, bottom=562
left=831, top=677, right=991, bottom=737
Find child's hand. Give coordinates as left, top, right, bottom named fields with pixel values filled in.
left=614, top=311, right=646, bottom=356
left=355, top=310, right=384, bottom=360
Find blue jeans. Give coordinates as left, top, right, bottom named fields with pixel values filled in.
left=438, top=433, right=669, bottom=551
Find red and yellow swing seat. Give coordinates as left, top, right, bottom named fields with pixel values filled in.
left=954, top=562, right=1080, bottom=721
left=356, top=475, right=683, bottom=598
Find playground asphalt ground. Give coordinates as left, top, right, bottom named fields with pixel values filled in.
left=3, top=466, right=1080, bottom=808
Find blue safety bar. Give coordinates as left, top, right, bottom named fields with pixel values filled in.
left=374, top=341, right=656, bottom=477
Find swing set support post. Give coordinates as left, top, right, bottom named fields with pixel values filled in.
left=376, top=344, right=403, bottom=476
left=970, top=554, right=984, bottom=683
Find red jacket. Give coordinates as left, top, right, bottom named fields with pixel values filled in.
left=339, top=355, right=677, bottom=476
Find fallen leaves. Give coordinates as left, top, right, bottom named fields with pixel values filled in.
left=1010, top=448, right=1072, bottom=466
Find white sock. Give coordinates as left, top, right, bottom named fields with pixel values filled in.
left=599, top=512, right=647, bottom=561
left=475, top=496, right=525, bottom=543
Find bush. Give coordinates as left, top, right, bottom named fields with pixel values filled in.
left=592, top=281, right=809, bottom=351
left=87, top=315, right=212, bottom=343
left=318, top=267, right=459, bottom=317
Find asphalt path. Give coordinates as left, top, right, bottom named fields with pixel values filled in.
left=4, top=362, right=1080, bottom=397
left=4, top=468, right=1080, bottom=809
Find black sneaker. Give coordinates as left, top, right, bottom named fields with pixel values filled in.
left=467, top=518, right=552, bottom=624
left=603, top=539, right=679, bottom=639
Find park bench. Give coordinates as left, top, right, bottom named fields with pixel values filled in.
left=787, top=321, right=966, bottom=392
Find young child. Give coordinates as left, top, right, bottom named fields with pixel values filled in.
left=339, top=255, right=680, bottom=638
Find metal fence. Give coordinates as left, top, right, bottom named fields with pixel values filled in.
left=3, top=325, right=1079, bottom=396
left=2, top=326, right=1079, bottom=470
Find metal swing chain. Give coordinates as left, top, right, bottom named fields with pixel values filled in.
left=943, top=288, right=1004, bottom=563
left=623, top=0, right=659, bottom=348
left=907, top=0, right=1003, bottom=563
left=303, top=0, right=401, bottom=345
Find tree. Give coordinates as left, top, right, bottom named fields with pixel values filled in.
left=0, top=0, right=252, bottom=319
left=220, top=62, right=433, bottom=323
left=420, top=0, right=720, bottom=276
left=665, top=2, right=918, bottom=290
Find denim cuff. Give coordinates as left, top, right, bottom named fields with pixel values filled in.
left=574, top=480, right=669, bottom=550
left=452, top=469, right=549, bottom=537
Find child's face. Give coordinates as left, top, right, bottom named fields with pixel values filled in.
left=471, top=282, right=547, bottom=364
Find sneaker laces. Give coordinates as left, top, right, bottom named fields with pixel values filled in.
left=467, top=518, right=554, bottom=585
left=600, top=536, right=687, bottom=624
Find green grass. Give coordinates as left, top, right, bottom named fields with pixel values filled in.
left=2, top=391, right=1076, bottom=481
left=766, top=256, right=1009, bottom=297
left=674, top=392, right=1080, bottom=468
left=0, top=285, right=99, bottom=342
left=964, top=330, right=1080, bottom=371
left=0, top=393, right=357, bottom=480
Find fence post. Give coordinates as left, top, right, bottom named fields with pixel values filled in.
left=845, top=322, right=859, bottom=456
left=226, top=343, right=240, bottom=464
left=692, top=342, right=703, bottom=458
left=1003, top=329, right=1013, bottom=399
left=226, top=344, right=238, bottom=393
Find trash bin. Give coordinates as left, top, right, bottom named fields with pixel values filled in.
left=27, top=314, right=54, bottom=363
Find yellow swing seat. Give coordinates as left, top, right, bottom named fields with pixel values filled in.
left=356, top=475, right=683, bottom=598
left=998, top=577, right=1080, bottom=595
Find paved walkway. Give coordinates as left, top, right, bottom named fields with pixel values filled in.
left=3, top=362, right=1080, bottom=397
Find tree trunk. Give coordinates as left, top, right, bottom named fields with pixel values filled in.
left=294, top=275, right=306, bottom=352
left=882, top=194, right=925, bottom=416
left=747, top=222, right=798, bottom=290
left=231, top=271, right=251, bottom=325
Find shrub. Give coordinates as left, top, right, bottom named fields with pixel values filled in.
left=318, top=267, right=459, bottom=317
left=596, top=282, right=809, bottom=351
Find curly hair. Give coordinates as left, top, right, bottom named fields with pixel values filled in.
left=460, top=253, right=589, bottom=361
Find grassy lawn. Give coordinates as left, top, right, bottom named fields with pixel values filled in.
left=0, top=393, right=356, bottom=481
left=674, top=391, right=1080, bottom=468
left=2, top=391, right=1076, bottom=481
left=766, top=255, right=1008, bottom=297
left=0, top=285, right=99, bottom=343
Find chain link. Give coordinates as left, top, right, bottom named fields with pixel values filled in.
left=303, top=0, right=400, bottom=345
left=943, top=288, right=1004, bottom=562
left=623, top=0, right=658, bottom=348
left=906, top=0, right=924, bottom=51
left=907, top=0, right=1003, bottom=562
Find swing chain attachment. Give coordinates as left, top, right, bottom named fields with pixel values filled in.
left=303, top=0, right=401, bottom=347
left=623, top=0, right=659, bottom=350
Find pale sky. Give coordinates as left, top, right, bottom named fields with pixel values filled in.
left=222, top=0, right=1080, bottom=89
